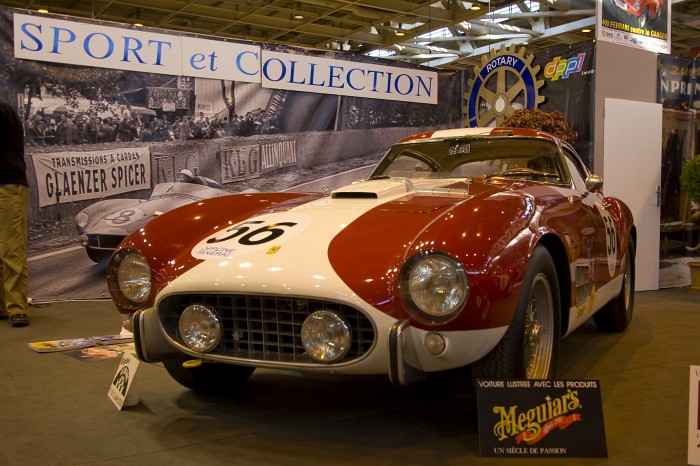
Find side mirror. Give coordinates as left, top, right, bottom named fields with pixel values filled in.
left=585, top=174, right=603, bottom=193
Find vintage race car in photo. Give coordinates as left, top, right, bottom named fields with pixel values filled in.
left=107, top=127, right=636, bottom=392
left=610, top=0, right=663, bottom=28
left=76, top=171, right=232, bottom=262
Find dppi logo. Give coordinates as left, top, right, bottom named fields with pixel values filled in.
left=543, top=53, right=586, bottom=81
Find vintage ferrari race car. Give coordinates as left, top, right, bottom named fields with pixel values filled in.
left=610, top=0, right=663, bottom=28
left=107, top=127, right=635, bottom=392
left=76, top=170, right=231, bottom=262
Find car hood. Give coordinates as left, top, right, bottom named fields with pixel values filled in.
left=82, top=182, right=231, bottom=235
left=119, top=177, right=535, bottom=329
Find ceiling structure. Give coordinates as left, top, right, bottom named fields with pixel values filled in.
left=1, top=0, right=698, bottom=70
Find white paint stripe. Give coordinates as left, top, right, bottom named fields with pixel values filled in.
left=29, top=245, right=83, bottom=262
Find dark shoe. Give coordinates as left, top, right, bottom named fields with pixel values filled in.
left=11, top=314, right=29, bottom=327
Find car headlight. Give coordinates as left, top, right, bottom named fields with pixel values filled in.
left=179, top=304, right=222, bottom=352
left=108, top=249, right=152, bottom=307
left=301, top=310, right=352, bottom=363
left=76, top=212, right=89, bottom=232
left=400, top=252, right=468, bottom=321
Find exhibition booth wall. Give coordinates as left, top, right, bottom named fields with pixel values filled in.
left=0, top=5, right=696, bottom=299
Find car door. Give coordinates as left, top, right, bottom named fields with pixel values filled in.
left=558, top=147, right=613, bottom=326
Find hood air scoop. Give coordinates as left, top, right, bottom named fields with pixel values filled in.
left=331, top=178, right=414, bottom=200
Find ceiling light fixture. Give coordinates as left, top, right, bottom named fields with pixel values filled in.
left=470, top=5, right=481, bottom=10
left=582, top=28, right=591, bottom=33
left=293, top=3, right=304, bottom=20
left=37, top=8, right=49, bottom=13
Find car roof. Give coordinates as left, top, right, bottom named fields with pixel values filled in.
left=397, top=127, right=561, bottom=144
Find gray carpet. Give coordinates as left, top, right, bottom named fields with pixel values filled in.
left=1, top=287, right=698, bottom=465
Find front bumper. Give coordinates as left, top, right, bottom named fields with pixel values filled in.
left=133, top=292, right=507, bottom=385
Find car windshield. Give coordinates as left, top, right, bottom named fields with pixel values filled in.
left=370, top=137, right=567, bottom=183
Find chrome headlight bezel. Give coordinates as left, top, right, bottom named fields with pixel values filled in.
left=399, top=251, right=469, bottom=322
left=107, top=248, right=152, bottom=310
left=75, top=212, right=89, bottom=232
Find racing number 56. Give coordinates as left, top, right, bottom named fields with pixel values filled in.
left=206, top=220, right=298, bottom=246
left=602, top=215, right=617, bottom=256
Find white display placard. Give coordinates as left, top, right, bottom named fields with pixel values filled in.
left=690, top=366, right=700, bottom=465
left=108, top=352, right=140, bottom=410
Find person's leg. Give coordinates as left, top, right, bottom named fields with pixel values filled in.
left=0, top=257, right=6, bottom=319
left=0, top=184, right=29, bottom=324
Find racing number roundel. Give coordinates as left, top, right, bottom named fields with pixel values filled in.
left=105, top=208, right=146, bottom=227
left=595, top=204, right=618, bottom=277
left=191, top=212, right=312, bottom=260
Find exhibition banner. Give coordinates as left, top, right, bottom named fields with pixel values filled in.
left=13, top=12, right=437, bottom=104
left=32, top=147, right=152, bottom=207
left=13, top=12, right=261, bottom=83
left=596, top=0, right=671, bottom=53
left=463, top=41, right=595, bottom=166
left=534, top=41, right=596, bottom=167
left=260, top=50, right=437, bottom=104
left=657, top=54, right=700, bottom=111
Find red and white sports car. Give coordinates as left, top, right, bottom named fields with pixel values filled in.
left=107, top=127, right=635, bottom=392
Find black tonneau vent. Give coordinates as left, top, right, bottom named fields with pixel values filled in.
left=331, top=192, right=378, bottom=199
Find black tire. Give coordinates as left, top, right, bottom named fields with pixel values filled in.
left=472, top=245, right=561, bottom=382
left=163, top=359, right=255, bottom=392
left=593, top=240, right=635, bottom=332
left=86, top=247, right=112, bottom=263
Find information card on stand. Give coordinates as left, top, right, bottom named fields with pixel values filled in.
left=689, top=366, right=700, bottom=465
left=476, top=379, right=607, bottom=458
left=108, top=352, right=140, bottom=410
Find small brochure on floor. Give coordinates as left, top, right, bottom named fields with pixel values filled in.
left=63, top=343, right=137, bottom=362
left=91, top=333, right=134, bottom=345
left=28, top=330, right=134, bottom=353
left=28, top=338, right=94, bottom=353
left=476, top=379, right=607, bottom=458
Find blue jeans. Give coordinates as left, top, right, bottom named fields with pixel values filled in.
left=0, top=184, right=29, bottom=316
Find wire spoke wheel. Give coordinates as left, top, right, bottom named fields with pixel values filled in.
left=471, top=245, right=560, bottom=384
left=524, top=273, right=555, bottom=379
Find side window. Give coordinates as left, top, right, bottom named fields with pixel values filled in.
left=562, top=149, right=588, bottom=191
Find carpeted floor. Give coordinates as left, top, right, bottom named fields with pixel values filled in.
left=0, top=287, right=698, bottom=465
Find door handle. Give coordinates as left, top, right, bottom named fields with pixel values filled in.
left=655, top=185, right=662, bottom=207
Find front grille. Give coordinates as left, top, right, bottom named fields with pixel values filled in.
left=158, top=294, right=376, bottom=365
left=88, top=234, right=125, bottom=249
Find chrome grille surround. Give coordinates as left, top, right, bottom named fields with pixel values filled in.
left=157, top=293, right=376, bottom=366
